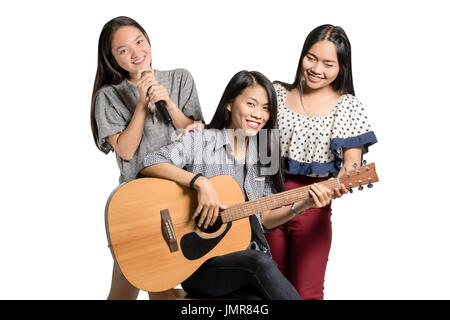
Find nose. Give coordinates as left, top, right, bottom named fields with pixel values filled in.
left=129, top=45, right=139, bottom=59
left=251, top=106, right=264, bottom=119
left=311, top=61, right=322, bottom=75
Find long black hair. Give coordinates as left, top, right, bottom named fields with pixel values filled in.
left=207, top=70, right=284, bottom=193
left=90, top=16, right=150, bottom=154
left=276, top=24, right=355, bottom=95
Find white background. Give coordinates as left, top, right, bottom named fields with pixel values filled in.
left=1, top=0, right=449, bottom=299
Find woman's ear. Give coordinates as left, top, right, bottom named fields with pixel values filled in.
left=226, top=103, right=232, bottom=112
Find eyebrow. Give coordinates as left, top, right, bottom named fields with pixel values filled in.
left=306, top=52, right=337, bottom=64
left=115, top=35, right=144, bottom=51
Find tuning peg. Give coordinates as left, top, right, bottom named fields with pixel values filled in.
left=362, top=159, right=367, bottom=165
left=368, top=183, right=373, bottom=188
left=358, top=180, right=364, bottom=190
left=347, top=182, right=353, bottom=193
left=352, top=163, right=358, bottom=168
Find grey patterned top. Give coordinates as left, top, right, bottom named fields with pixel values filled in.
left=140, top=128, right=277, bottom=256
left=95, top=68, right=204, bottom=183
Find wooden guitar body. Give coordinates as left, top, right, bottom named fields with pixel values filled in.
left=105, top=175, right=250, bottom=292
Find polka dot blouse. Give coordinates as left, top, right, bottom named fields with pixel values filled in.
left=275, top=83, right=377, bottom=177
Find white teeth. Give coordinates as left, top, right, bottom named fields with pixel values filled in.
left=308, top=74, right=322, bottom=81
left=134, top=57, right=145, bottom=64
left=247, top=121, right=259, bottom=127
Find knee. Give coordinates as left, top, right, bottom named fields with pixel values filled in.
left=252, top=253, right=279, bottom=276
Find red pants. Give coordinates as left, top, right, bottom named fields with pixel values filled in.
left=265, top=174, right=332, bottom=300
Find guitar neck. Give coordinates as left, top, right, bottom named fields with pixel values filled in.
left=221, top=178, right=340, bottom=223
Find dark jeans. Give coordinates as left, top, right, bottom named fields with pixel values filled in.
left=181, top=250, right=301, bottom=300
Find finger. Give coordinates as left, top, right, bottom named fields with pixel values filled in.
left=138, top=69, right=153, bottom=78
left=192, top=205, right=203, bottom=220
left=197, top=208, right=208, bottom=227
left=137, top=74, right=155, bottom=87
left=309, top=189, right=320, bottom=207
left=205, top=205, right=217, bottom=228
left=176, top=130, right=187, bottom=139
left=319, top=184, right=332, bottom=198
left=333, top=187, right=341, bottom=199
left=219, top=202, right=228, bottom=210
left=310, top=184, right=325, bottom=204
left=210, top=206, right=219, bottom=226
left=320, top=185, right=332, bottom=204
left=138, top=81, right=154, bottom=98
left=137, top=78, right=156, bottom=93
left=147, top=85, right=157, bottom=97
left=340, top=183, right=349, bottom=194
left=148, top=87, right=167, bottom=103
left=202, top=206, right=213, bottom=228
left=140, top=71, right=157, bottom=83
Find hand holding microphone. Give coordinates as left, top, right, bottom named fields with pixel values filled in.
left=140, top=70, right=172, bottom=124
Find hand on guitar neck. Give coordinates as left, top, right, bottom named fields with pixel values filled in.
left=292, top=182, right=348, bottom=211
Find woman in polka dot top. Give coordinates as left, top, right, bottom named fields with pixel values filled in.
left=265, top=24, right=377, bottom=300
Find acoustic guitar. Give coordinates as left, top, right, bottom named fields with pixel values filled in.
left=105, top=162, right=378, bottom=292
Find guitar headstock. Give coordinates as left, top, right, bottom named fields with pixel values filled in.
left=339, top=162, right=379, bottom=192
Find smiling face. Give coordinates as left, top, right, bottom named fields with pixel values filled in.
left=226, top=84, right=271, bottom=136
left=302, top=39, right=340, bottom=91
left=111, top=26, right=152, bottom=79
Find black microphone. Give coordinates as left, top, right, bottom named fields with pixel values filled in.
left=142, top=71, right=172, bottom=124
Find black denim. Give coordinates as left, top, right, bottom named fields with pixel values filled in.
left=181, top=250, right=301, bottom=300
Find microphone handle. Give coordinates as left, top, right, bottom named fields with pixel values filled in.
left=155, top=100, right=172, bottom=124
left=140, top=71, right=172, bottom=124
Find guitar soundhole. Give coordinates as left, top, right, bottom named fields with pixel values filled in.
left=194, top=215, right=223, bottom=233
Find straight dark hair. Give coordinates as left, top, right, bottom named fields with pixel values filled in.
left=90, top=16, right=150, bottom=154
left=276, top=24, right=355, bottom=96
left=207, top=70, right=284, bottom=193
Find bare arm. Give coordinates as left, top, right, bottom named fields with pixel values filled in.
left=337, top=147, right=363, bottom=178
left=107, top=101, right=147, bottom=161
left=107, top=72, right=157, bottom=161
left=140, top=163, right=226, bottom=229
left=165, top=100, right=195, bottom=130
left=140, top=162, right=195, bottom=188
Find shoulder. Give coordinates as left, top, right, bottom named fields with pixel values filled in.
left=341, top=94, right=362, bottom=107
left=157, top=68, right=194, bottom=82
left=94, top=86, right=114, bottom=107
left=96, top=80, right=129, bottom=101
left=272, top=82, right=287, bottom=107
left=335, top=94, right=366, bottom=114
left=273, top=82, right=286, bottom=93
left=97, top=84, right=115, bottom=99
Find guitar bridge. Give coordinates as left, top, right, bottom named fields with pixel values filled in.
left=160, top=209, right=179, bottom=253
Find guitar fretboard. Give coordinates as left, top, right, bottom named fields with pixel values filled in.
left=221, top=178, right=340, bottom=222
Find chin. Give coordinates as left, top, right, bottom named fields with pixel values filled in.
left=244, top=128, right=260, bottom=136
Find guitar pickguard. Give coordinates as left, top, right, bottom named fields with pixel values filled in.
left=180, top=222, right=232, bottom=260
